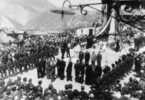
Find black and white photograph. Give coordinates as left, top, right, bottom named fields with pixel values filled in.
left=0, top=0, right=145, bottom=100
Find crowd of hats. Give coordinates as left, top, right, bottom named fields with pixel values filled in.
left=0, top=34, right=67, bottom=79
left=0, top=77, right=98, bottom=100
left=0, top=31, right=87, bottom=79
left=99, top=53, right=134, bottom=90
left=114, top=52, right=145, bottom=100
left=86, top=53, right=134, bottom=100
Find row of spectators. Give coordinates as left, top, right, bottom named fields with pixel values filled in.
left=0, top=51, right=136, bottom=100
left=0, top=33, right=75, bottom=79
left=114, top=52, right=145, bottom=100
left=0, top=77, right=95, bottom=100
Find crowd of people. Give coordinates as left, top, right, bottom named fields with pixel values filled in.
left=0, top=50, right=136, bottom=100
left=0, top=29, right=145, bottom=100
left=0, top=77, right=96, bottom=100
left=0, top=32, right=76, bottom=79
left=110, top=51, right=145, bottom=100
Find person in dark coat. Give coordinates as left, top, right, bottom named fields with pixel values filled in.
left=78, top=62, right=85, bottom=84
left=66, top=59, right=73, bottom=81
left=79, top=50, right=84, bottom=63
left=26, top=78, right=34, bottom=93
left=135, top=56, right=142, bottom=74
left=36, top=59, right=42, bottom=78
left=85, top=51, right=90, bottom=65
left=115, top=39, right=120, bottom=52
left=61, top=41, right=67, bottom=59
left=80, top=86, right=88, bottom=100
left=66, top=42, right=71, bottom=57
left=36, top=81, right=43, bottom=99
left=85, top=64, right=92, bottom=85
left=21, top=77, right=28, bottom=90
left=59, top=59, right=66, bottom=80
left=40, top=58, right=46, bottom=78
left=95, top=65, right=102, bottom=78
left=96, top=52, right=102, bottom=67
left=103, top=65, right=111, bottom=74
left=64, top=84, right=73, bottom=100
left=86, top=30, right=94, bottom=49
left=74, top=60, right=80, bottom=82
left=61, top=44, right=65, bottom=59
left=56, top=59, right=61, bottom=79
left=91, top=64, right=102, bottom=84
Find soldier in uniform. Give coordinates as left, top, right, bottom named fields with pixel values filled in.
left=79, top=50, right=84, bottom=63
left=80, top=86, right=88, bottom=100
left=45, top=58, right=51, bottom=79
left=49, top=57, right=57, bottom=82
left=74, top=60, right=80, bottom=82
left=44, top=84, right=53, bottom=97
left=40, top=58, right=45, bottom=77
left=7, top=60, right=14, bottom=76
left=61, top=41, right=67, bottom=59
left=1, top=64, right=7, bottom=78
left=56, top=59, right=61, bottom=79
left=0, top=64, right=6, bottom=78
left=21, top=77, right=27, bottom=90
left=36, top=81, right=43, bottom=99
left=135, top=55, right=142, bottom=74
left=36, top=58, right=42, bottom=78
left=59, top=59, right=66, bottom=80
left=78, top=61, right=85, bottom=84
left=91, top=48, right=97, bottom=65
left=86, top=29, right=94, bottom=49
left=85, top=64, right=92, bottom=85
left=66, top=41, right=71, bottom=57
left=85, top=51, right=90, bottom=65
left=37, top=58, right=46, bottom=78
left=26, top=78, right=34, bottom=92
left=66, top=59, right=73, bottom=81
left=64, top=84, right=73, bottom=100
left=91, top=63, right=102, bottom=84
left=18, top=57, right=23, bottom=73
left=26, top=79, right=35, bottom=100
left=15, top=77, right=22, bottom=89
left=96, top=52, right=102, bottom=67
left=115, top=39, right=120, bottom=52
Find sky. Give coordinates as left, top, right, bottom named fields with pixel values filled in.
left=0, top=0, right=102, bottom=26
left=48, top=0, right=102, bottom=11
left=48, top=0, right=101, bottom=7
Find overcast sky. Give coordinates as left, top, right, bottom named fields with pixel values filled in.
left=48, top=0, right=101, bottom=7
left=0, top=0, right=102, bottom=26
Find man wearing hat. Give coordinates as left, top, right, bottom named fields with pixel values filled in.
left=64, top=84, right=73, bottom=100
left=85, top=51, right=90, bottom=65
left=66, top=58, right=73, bottom=81
left=96, top=51, right=102, bottom=67
left=79, top=50, right=84, bottom=63
left=80, top=86, right=88, bottom=100
left=36, top=81, right=43, bottom=99
left=59, top=59, right=66, bottom=80
left=21, top=77, right=27, bottom=90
